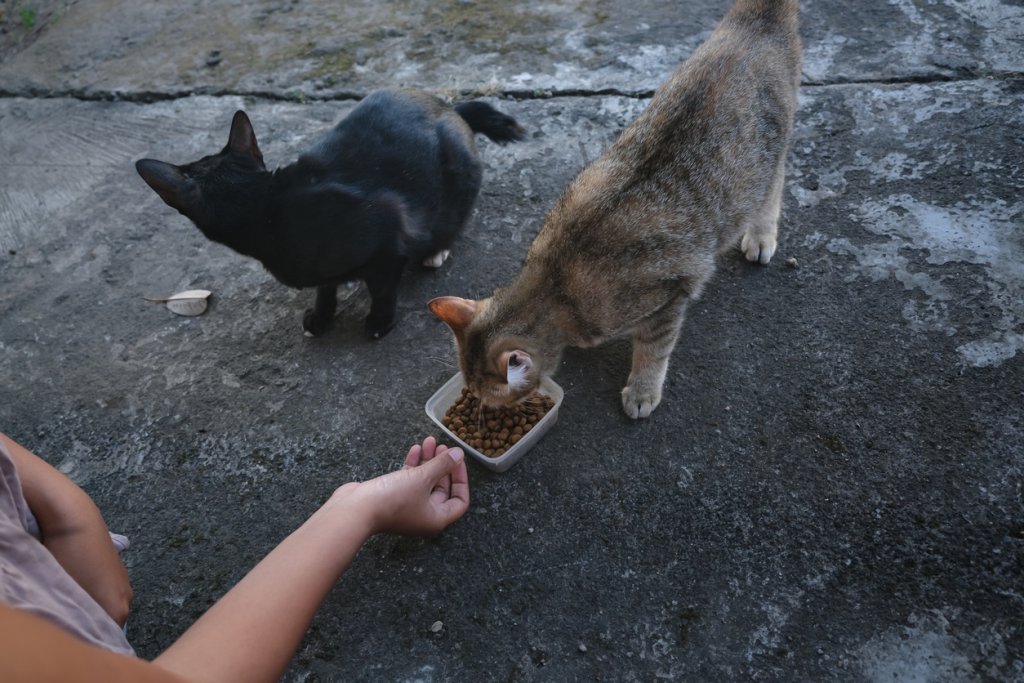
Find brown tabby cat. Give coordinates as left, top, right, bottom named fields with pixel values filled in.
left=430, top=0, right=801, bottom=418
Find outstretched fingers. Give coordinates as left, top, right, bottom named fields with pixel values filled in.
left=405, top=436, right=443, bottom=469
left=403, top=437, right=468, bottom=523
left=446, top=454, right=469, bottom=516
left=403, top=443, right=422, bottom=469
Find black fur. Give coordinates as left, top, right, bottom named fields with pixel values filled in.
left=136, top=88, right=524, bottom=338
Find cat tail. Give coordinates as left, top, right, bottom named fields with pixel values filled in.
left=727, top=0, right=799, bottom=25
left=454, top=101, right=526, bottom=145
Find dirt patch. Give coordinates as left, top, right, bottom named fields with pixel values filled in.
left=0, top=0, right=74, bottom=63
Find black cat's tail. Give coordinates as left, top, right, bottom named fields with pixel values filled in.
left=454, top=101, right=526, bottom=145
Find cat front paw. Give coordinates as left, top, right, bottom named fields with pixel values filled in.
left=621, top=383, right=662, bottom=419
left=364, top=314, right=396, bottom=340
left=302, top=309, right=333, bottom=337
left=741, top=229, right=777, bottom=265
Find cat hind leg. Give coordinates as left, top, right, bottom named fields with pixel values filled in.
left=422, top=249, right=451, bottom=268
left=415, top=120, right=483, bottom=270
left=740, top=154, right=787, bottom=265
left=362, top=261, right=406, bottom=339
left=303, top=285, right=339, bottom=337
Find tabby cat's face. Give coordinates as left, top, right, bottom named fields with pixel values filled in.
left=429, top=297, right=541, bottom=408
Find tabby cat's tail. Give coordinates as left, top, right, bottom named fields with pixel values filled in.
left=454, top=101, right=526, bottom=145
left=727, top=0, right=799, bottom=25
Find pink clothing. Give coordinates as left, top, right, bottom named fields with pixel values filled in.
left=0, top=438, right=134, bottom=655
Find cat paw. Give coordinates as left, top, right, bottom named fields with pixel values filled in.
left=621, top=383, right=662, bottom=419
left=422, top=250, right=451, bottom=268
left=364, top=316, right=396, bottom=340
left=302, top=309, right=332, bottom=337
left=741, top=230, right=776, bottom=265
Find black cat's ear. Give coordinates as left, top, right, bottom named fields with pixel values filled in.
left=136, top=159, right=204, bottom=219
left=428, top=296, right=479, bottom=345
left=228, top=110, right=264, bottom=164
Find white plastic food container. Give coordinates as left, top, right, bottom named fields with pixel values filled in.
left=424, top=372, right=564, bottom=472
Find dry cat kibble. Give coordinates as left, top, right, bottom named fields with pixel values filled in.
left=441, top=387, right=555, bottom=457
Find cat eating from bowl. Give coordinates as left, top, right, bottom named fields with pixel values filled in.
left=431, top=0, right=801, bottom=417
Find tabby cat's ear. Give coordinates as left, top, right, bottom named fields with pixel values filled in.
left=428, top=296, right=479, bottom=344
left=228, top=110, right=264, bottom=164
left=135, top=159, right=204, bottom=217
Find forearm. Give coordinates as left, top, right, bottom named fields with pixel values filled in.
left=2, top=433, right=133, bottom=625
left=153, top=493, right=374, bottom=683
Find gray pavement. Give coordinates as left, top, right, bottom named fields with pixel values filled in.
left=1, top=1, right=1022, bottom=681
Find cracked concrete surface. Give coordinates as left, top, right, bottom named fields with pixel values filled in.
left=1, top=1, right=1022, bottom=681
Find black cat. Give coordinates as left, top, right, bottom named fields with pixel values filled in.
left=136, top=88, right=524, bottom=338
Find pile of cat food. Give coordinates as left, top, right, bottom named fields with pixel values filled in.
left=441, top=387, right=556, bottom=457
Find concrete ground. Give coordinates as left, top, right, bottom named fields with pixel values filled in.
left=1, top=0, right=1022, bottom=680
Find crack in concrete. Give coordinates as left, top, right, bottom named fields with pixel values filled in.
left=804, top=70, right=1024, bottom=87
left=0, top=71, right=1020, bottom=105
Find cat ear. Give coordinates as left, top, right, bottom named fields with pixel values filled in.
left=499, top=350, right=533, bottom=388
left=228, top=110, right=264, bottom=163
left=135, top=159, right=204, bottom=217
left=428, top=296, right=479, bottom=343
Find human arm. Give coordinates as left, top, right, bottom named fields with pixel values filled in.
left=1, top=432, right=133, bottom=627
left=0, top=604, right=187, bottom=683
left=152, top=436, right=468, bottom=683
left=0, top=436, right=467, bottom=683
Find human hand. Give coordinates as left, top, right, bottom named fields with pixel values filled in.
left=331, top=436, right=469, bottom=537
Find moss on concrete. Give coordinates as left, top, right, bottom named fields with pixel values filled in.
left=420, top=0, right=555, bottom=50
